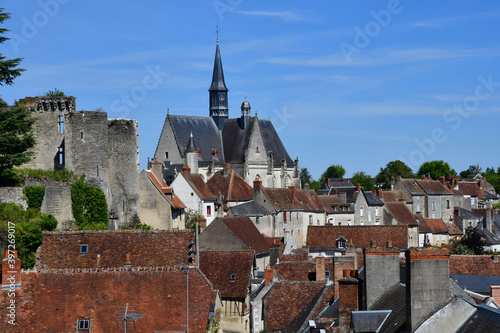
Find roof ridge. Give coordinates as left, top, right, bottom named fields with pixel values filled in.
left=22, top=265, right=197, bottom=274
left=42, top=229, right=193, bottom=235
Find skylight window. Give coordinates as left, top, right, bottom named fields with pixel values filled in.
left=80, top=244, right=89, bottom=255
left=230, top=274, right=237, bottom=281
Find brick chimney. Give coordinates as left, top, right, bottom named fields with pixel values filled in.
left=372, top=189, right=376, bottom=195
left=253, top=178, right=263, bottom=204
left=405, top=248, right=451, bottom=332
left=223, top=163, right=231, bottom=176
left=439, top=175, right=445, bottom=185
left=338, top=270, right=359, bottom=333
left=315, top=255, right=326, bottom=281
left=264, top=265, right=274, bottom=285
left=124, top=253, right=131, bottom=268
left=151, top=158, right=163, bottom=182
left=182, top=165, right=191, bottom=174
left=377, top=188, right=383, bottom=197
left=356, top=183, right=361, bottom=192
left=390, top=176, right=396, bottom=190
left=491, top=286, right=500, bottom=305
left=2, top=250, right=21, bottom=289
left=331, top=187, right=338, bottom=195
left=289, top=186, right=296, bottom=204
left=304, top=183, right=310, bottom=194
left=200, top=215, right=207, bottom=229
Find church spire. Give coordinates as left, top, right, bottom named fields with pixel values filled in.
left=209, top=37, right=229, bottom=130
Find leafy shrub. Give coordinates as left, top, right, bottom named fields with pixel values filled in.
left=40, top=213, right=58, bottom=231
left=16, top=168, right=76, bottom=182
left=23, top=185, right=45, bottom=209
left=71, top=175, right=108, bottom=230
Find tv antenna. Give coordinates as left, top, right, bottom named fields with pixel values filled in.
left=116, top=303, right=144, bottom=333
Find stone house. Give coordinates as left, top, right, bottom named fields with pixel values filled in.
left=454, top=207, right=484, bottom=231
left=199, top=216, right=270, bottom=271
left=361, top=190, right=385, bottom=225
left=383, top=201, right=419, bottom=248
left=170, top=166, right=216, bottom=225
left=395, top=178, right=427, bottom=215
left=419, top=218, right=452, bottom=246
left=317, top=194, right=355, bottom=226
left=199, top=250, right=255, bottom=333
left=139, top=159, right=186, bottom=229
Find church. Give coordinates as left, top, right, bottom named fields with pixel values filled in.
left=153, top=40, right=300, bottom=189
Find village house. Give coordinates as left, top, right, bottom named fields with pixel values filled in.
left=383, top=201, right=420, bottom=248
left=317, top=193, right=355, bottom=226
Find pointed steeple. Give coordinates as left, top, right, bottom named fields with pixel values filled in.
left=209, top=39, right=229, bottom=130
left=185, top=132, right=197, bottom=153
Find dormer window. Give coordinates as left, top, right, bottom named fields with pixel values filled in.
left=77, top=318, right=91, bottom=331
left=337, top=238, right=346, bottom=249
left=80, top=244, right=89, bottom=255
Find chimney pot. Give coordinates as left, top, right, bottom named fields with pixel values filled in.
left=356, top=183, right=361, bottom=191
left=182, top=166, right=191, bottom=174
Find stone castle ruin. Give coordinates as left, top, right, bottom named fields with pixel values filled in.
left=17, top=95, right=140, bottom=228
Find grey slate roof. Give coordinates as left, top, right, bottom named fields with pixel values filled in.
left=371, top=284, right=406, bottom=333
left=230, top=200, right=273, bottom=216
left=258, top=119, right=294, bottom=166
left=477, top=228, right=500, bottom=245
left=209, top=43, right=228, bottom=91
left=458, top=208, right=484, bottom=220
left=451, top=274, right=500, bottom=293
left=456, top=304, right=500, bottom=333
left=221, top=118, right=255, bottom=164
left=364, top=191, right=385, bottom=206
left=352, top=310, right=392, bottom=333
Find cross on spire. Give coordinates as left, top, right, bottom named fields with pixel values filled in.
left=216, top=25, right=220, bottom=44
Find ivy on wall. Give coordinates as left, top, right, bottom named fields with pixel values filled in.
left=22, top=185, right=45, bottom=209
left=71, top=175, right=108, bottom=230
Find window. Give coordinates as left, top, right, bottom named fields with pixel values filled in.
left=360, top=206, right=364, bottom=217
left=375, top=219, right=380, bottom=225
left=309, top=215, right=312, bottom=225
left=58, top=147, right=64, bottom=165
left=230, top=274, right=237, bottom=281
left=368, top=213, right=371, bottom=223
left=317, top=219, right=320, bottom=225
left=446, top=199, right=450, bottom=209
left=325, top=271, right=331, bottom=279
left=77, top=319, right=90, bottom=331
left=360, top=220, right=364, bottom=225
left=80, top=131, right=84, bottom=140
left=165, top=152, right=168, bottom=159
left=432, top=201, right=436, bottom=211
left=375, top=207, right=379, bottom=216
left=348, top=220, right=352, bottom=226
left=337, top=238, right=346, bottom=249
left=471, top=198, right=475, bottom=205
left=416, top=203, right=421, bottom=213
left=256, top=217, right=260, bottom=224
left=80, top=244, right=89, bottom=255
left=58, top=115, right=64, bottom=133
left=284, top=212, right=287, bottom=223
left=206, top=205, right=212, bottom=216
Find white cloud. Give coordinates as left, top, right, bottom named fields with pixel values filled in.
left=234, top=10, right=309, bottom=22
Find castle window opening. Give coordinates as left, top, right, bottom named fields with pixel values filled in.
left=58, top=115, right=64, bottom=133
left=58, top=147, right=64, bottom=165
left=97, top=165, right=99, bottom=178
left=165, top=152, right=168, bottom=159
left=80, top=131, right=84, bottom=140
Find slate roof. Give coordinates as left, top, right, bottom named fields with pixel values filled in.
left=415, top=178, right=453, bottom=195
left=229, top=200, right=274, bottom=216
left=219, top=217, right=270, bottom=255
left=258, top=119, right=294, bottom=166
left=423, top=218, right=449, bottom=234
left=477, top=228, right=500, bottom=245
left=384, top=201, right=419, bottom=226
left=450, top=274, right=500, bottom=293
left=352, top=310, right=392, bottom=333
left=263, top=281, right=327, bottom=332
left=456, top=304, right=500, bottom=333
left=169, top=114, right=224, bottom=162
left=306, top=225, right=409, bottom=249
left=199, top=250, right=254, bottom=299
left=182, top=173, right=216, bottom=200
left=371, top=284, right=406, bottom=333
left=144, top=170, right=186, bottom=209
left=364, top=191, right=385, bottom=206
left=206, top=168, right=253, bottom=202
left=458, top=208, right=484, bottom=220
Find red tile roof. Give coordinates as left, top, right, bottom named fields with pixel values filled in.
left=38, top=230, right=195, bottom=269
left=183, top=173, right=216, bottom=200
left=401, top=179, right=426, bottom=195
left=275, top=258, right=334, bottom=282
left=423, top=218, right=448, bottom=234
left=0, top=267, right=217, bottom=333
left=318, top=195, right=346, bottom=213
left=307, top=225, right=409, bottom=248
left=446, top=222, right=463, bottom=236
left=295, top=189, right=324, bottom=212
left=262, top=187, right=303, bottom=210
left=450, top=255, right=500, bottom=276
left=206, top=169, right=253, bottom=201
left=219, top=217, right=270, bottom=254
left=418, top=219, right=432, bottom=233
left=455, top=182, right=481, bottom=197
left=199, top=250, right=254, bottom=299
left=381, top=190, right=409, bottom=203
left=264, top=281, right=327, bottom=331
left=384, top=201, right=419, bottom=226
left=145, top=170, right=186, bottom=208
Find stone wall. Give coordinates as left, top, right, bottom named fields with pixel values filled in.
left=138, top=171, right=173, bottom=229
left=364, top=248, right=400, bottom=309
left=0, top=187, right=26, bottom=209
left=108, top=119, right=140, bottom=225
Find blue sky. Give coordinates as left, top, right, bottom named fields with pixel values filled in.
left=2, top=1, right=500, bottom=180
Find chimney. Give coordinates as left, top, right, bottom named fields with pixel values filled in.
left=372, top=189, right=376, bottom=195
left=197, top=148, right=201, bottom=158
left=253, top=178, right=263, bottom=204
left=2, top=250, right=21, bottom=289
left=151, top=158, right=163, bottom=182
left=315, top=255, right=326, bottom=281
left=377, top=188, right=383, bottom=197
left=304, top=183, right=310, bottom=194
left=439, top=175, right=445, bottom=185
left=289, top=186, right=296, bottom=204
left=356, top=183, right=361, bottom=192
left=486, top=209, right=493, bottom=233
left=200, top=215, right=207, bottom=229
left=396, top=176, right=401, bottom=182
left=405, top=248, right=451, bottom=332
left=363, top=248, right=400, bottom=309
left=124, top=253, right=131, bottom=268
left=223, top=163, right=231, bottom=176
left=491, top=286, right=500, bottom=305
left=181, top=165, right=191, bottom=174
left=391, top=176, right=396, bottom=190
left=331, top=187, right=338, bottom=195
left=264, top=265, right=274, bottom=285
left=327, top=178, right=331, bottom=187
left=338, top=270, right=359, bottom=333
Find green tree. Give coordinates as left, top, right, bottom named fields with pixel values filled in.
left=300, top=167, right=312, bottom=188
left=416, top=160, right=455, bottom=180
left=483, top=168, right=500, bottom=193
left=184, top=208, right=202, bottom=233
left=460, top=164, right=482, bottom=179
left=0, top=9, right=25, bottom=86
left=46, top=88, right=65, bottom=96
left=351, top=171, right=375, bottom=191
left=458, top=226, right=485, bottom=255
left=375, top=160, right=413, bottom=188
left=0, top=107, right=36, bottom=185
left=319, top=164, right=346, bottom=185
left=71, top=175, right=108, bottom=230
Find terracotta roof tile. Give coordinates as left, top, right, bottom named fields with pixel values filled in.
left=423, top=218, right=449, bottom=234
left=307, top=225, right=408, bottom=248
left=275, top=258, right=334, bottom=282
left=446, top=222, right=463, bottom=235
left=183, top=173, right=216, bottom=200
left=264, top=281, right=327, bottom=331
left=263, top=187, right=303, bottom=210
left=401, top=179, right=426, bottom=195
left=206, top=169, right=253, bottom=202
left=199, top=250, right=254, bottom=299
left=415, top=179, right=453, bottom=195
left=456, top=182, right=481, bottom=197
left=381, top=190, right=409, bottom=203
left=145, top=170, right=186, bottom=208
left=219, top=217, right=270, bottom=254
left=385, top=201, right=419, bottom=226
